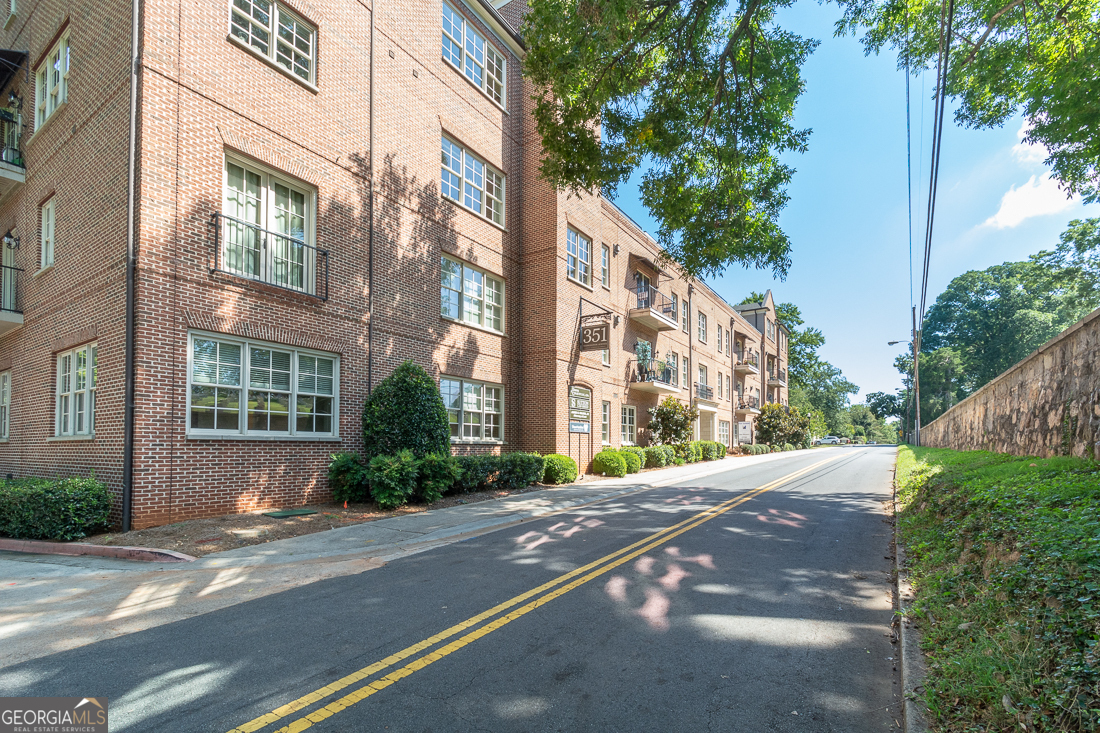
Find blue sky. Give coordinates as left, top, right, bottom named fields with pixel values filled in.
left=610, top=1, right=1100, bottom=402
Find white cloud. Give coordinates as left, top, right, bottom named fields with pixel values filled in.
left=1011, top=119, right=1048, bottom=167
left=982, top=173, right=1075, bottom=229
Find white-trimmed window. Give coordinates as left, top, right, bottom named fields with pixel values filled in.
left=620, top=405, right=636, bottom=446
left=717, top=371, right=723, bottom=399
left=671, top=294, right=679, bottom=325
left=0, top=370, right=9, bottom=439
left=441, top=255, right=504, bottom=333
left=601, top=244, right=610, bottom=288
left=681, top=356, right=688, bottom=387
left=222, top=157, right=316, bottom=293
left=698, top=364, right=707, bottom=387
left=601, top=348, right=610, bottom=366
left=441, top=137, right=505, bottom=226
left=669, top=352, right=678, bottom=386
left=767, top=318, right=775, bottom=342
left=698, top=312, right=707, bottom=343
left=566, top=228, right=591, bottom=287
left=56, top=343, right=95, bottom=437
left=602, top=400, right=611, bottom=444
left=35, top=31, right=69, bottom=129
left=726, top=374, right=731, bottom=401
left=441, top=0, right=505, bottom=106
left=188, top=333, right=338, bottom=437
left=230, top=0, right=316, bottom=83
left=440, top=377, right=502, bottom=442
left=725, top=328, right=730, bottom=355
left=718, top=420, right=730, bottom=446
left=682, top=302, right=688, bottom=333
left=40, top=197, right=55, bottom=268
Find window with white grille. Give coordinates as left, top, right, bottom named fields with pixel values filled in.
left=441, top=255, right=504, bottom=333
left=566, top=228, right=591, bottom=287
left=56, top=343, right=95, bottom=437
left=230, top=0, right=316, bottom=83
left=40, top=197, right=55, bottom=268
left=35, top=32, right=69, bottom=129
left=441, top=137, right=505, bottom=226
left=0, top=370, right=9, bottom=439
left=440, top=377, right=502, bottom=442
left=441, top=1, right=506, bottom=106
left=621, top=405, right=636, bottom=446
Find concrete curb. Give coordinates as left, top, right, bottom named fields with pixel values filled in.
left=0, top=538, right=197, bottom=563
left=896, top=540, right=931, bottom=733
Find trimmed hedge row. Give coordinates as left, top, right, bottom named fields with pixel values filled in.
left=0, top=476, right=112, bottom=541
left=592, top=441, right=728, bottom=477
left=329, top=452, right=549, bottom=509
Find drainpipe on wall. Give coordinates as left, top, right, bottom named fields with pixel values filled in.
left=121, top=0, right=141, bottom=532
left=366, top=0, right=376, bottom=395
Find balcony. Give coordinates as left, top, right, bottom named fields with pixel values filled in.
left=0, top=110, right=25, bottom=199
left=211, top=212, right=329, bottom=300
left=0, top=264, right=23, bottom=337
left=734, top=349, right=760, bottom=374
left=628, top=359, right=680, bottom=395
left=768, top=367, right=787, bottom=387
left=628, top=282, right=678, bottom=331
left=736, top=395, right=761, bottom=414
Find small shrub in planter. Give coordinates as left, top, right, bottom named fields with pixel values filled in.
left=644, top=446, right=667, bottom=468
left=593, top=450, right=627, bottom=478
left=418, top=453, right=461, bottom=503
left=366, top=450, right=420, bottom=509
left=543, top=454, right=578, bottom=484
left=620, top=450, right=641, bottom=474
left=453, top=455, right=500, bottom=493
left=329, top=452, right=370, bottom=503
left=361, top=361, right=450, bottom=460
left=497, top=453, right=545, bottom=490
left=0, top=476, right=112, bottom=541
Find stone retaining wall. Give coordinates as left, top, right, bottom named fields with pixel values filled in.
left=921, top=307, right=1100, bottom=460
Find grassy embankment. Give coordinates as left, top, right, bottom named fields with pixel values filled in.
left=895, top=446, right=1100, bottom=732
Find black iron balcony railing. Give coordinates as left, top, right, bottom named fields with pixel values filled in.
left=0, top=264, right=21, bottom=313
left=695, top=382, right=713, bottom=401
left=629, top=358, right=675, bottom=387
left=211, top=212, right=329, bottom=300
left=635, top=282, right=676, bottom=320
left=735, top=348, right=760, bottom=368
left=769, top=367, right=787, bottom=383
left=0, top=110, right=23, bottom=169
left=737, top=395, right=759, bottom=410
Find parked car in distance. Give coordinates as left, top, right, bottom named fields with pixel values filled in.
left=818, top=436, right=840, bottom=445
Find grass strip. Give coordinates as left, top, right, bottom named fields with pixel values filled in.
left=895, top=445, right=1100, bottom=732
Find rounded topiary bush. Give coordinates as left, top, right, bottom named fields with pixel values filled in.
left=543, top=454, right=578, bottom=484
left=620, top=450, right=641, bottom=474
left=593, top=450, right=627, bottom=478
left=644, top=446, right=667, bottom=468
left=622, top=446, right=646, bottom=466
left=362, top=360, right=450, bottom=459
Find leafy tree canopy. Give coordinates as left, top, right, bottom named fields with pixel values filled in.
left=837, top=0, right=1100, bottom=203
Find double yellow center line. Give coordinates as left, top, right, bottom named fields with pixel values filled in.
left=230, top=451, right=849, bottom=733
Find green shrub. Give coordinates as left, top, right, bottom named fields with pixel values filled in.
left=593, top=450, right=627, bottom=477
left=659, top=445, right=676, bottom=465
left=328, top=452, right=370, bottom=503
left=700, top=441, right=720, bottom=461
left=0, top=476, right=112, bottom=541
left=366, top=450, right=420, bottom=509
left=620, top=450, right=641, bottom=473
left=783, top=443, right=795, bottom=452
left=672, top=456, right=686, bottom=465
left=542, top=454, right=578, bottom=484
left=361, top=360, right=450, bottom=460
left=689, top=441, right=705, bottom=462
left=644, top=446, right=667, bottom=468
left=497, top=453, right=545, bottom=490
left=453, top=455, right=500, bottom=493
left=622, top=446, right=646, bottom=467
left=417, top=453, right=461, bottom=503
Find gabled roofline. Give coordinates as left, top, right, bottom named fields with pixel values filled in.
left=463, top=0, right=526, bottom=57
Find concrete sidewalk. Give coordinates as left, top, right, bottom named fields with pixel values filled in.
left=0, top=450, right=811, bottom=669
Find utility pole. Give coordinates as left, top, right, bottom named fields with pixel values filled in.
left=912, top=305, right=921, bottom=447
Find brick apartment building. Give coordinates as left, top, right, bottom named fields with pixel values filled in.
left=0, top=0, right=787, bottom=528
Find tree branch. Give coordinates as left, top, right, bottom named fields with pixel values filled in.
left=961, top=0, right=1028, bottom=66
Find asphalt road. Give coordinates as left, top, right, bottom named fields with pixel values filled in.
left=1, top=446, right=901, bottom=732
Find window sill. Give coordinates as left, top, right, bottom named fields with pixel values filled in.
left=27, top=101, right=69, bottom=143
left=187, top=433, right=342, bottom=442
left=48, top=434, right=95, bottom=442
left=450, top=439, right=504, bottom=446
left=32, top=264, right=53, bottom=278
left=441, top=195, right=507, bottom=233
left=226, top=35, right=319, bottom=94
left=566, top=275, right=594, bottom=293
left=440, top=314, right=506, bottom=338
